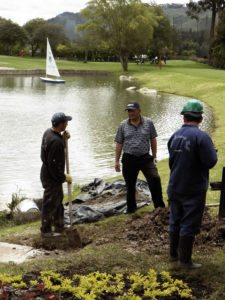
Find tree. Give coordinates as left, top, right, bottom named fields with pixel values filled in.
left=79, top=0, right=158, bottom=71
left=24, top=20, right=67, bottom=56
left=33, top=23, right=68, bottom=56
left=187, top=0, right=225, bottom=42
left=0, top=19, right=27, bottom=55
left=74, top=28, right=109, bottom=62
left=149, top=6, right=173, bottom=58
left=209, top=10, right=225, bottom=68
left=23, top=18, right=47, bottom=56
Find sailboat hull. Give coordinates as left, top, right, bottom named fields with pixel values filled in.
left=40, top=77, right=65, bottom=84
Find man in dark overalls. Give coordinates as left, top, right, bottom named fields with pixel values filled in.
left=40, top=112, right=72, bottom=237
left=168, top=99, right=217, bottom=268
left=115, top=102, right=165, bottom=213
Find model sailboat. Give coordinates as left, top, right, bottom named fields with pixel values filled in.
left=40, top=38, right=65, bottom=83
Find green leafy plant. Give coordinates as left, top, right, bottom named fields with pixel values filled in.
left=7, top=191, right=26, bottom=216
left=0, top=269, right=193, bottom=299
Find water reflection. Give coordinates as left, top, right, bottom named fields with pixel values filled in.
left=0, top=75, right=213, bottom=207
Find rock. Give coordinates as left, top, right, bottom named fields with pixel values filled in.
left=119, top=75, right=128, bottom=81
left=137, top=87, right=157, bottom=96
left=126, top=86, right=137, bottom=91
left=119, top=75, right=135, bottom=81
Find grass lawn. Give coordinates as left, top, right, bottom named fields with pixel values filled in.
left=0, top=57, right=225, bottom=299
left=130, top=60, right=225, bottom=203
left=0, top=55, right=123, bottom=71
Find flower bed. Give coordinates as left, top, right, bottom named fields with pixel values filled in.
left=0, top=269, right=193, bottom=299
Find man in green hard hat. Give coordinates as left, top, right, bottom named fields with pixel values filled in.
left=167, top=99, right=217, bottom=268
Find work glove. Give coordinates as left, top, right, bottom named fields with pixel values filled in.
left=63, top=130, right=71, bottom=140
left=65, top=174, right=73, bottom=184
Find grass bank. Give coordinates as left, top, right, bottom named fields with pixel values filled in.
left=0, top=55, right=122, bottom=71
left=0, top=57, right=225, bottom=299
left=130, top=60, right=225, bottom=203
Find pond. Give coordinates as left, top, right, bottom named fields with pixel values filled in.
left=0, top=75, right=214, bottom=208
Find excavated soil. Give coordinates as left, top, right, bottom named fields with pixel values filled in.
left=121, top=207, right=225, bottom=254
left=89, top=206, right=225, bottom=255
left=2, top=206, right=225, bottom=254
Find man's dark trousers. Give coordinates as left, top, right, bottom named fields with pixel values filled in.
left=169, top=192, right=206, bottom=237
left=41, top=184, right=64, bottom=233
left=122, top=153, right=165, bottom=212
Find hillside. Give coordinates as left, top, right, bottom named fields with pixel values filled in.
left=161, top=4, right=211, bottom=32
left=48, top=11, right=84, bottom=40
left=48, top=5, right=212, bottom=41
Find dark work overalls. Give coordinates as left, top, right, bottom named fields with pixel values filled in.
left=40, top=128, right=66, bottom=233
left=167, top=124, right=217, bottom=263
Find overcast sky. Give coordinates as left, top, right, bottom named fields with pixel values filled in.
left=1, top=0, right=188, bottom=25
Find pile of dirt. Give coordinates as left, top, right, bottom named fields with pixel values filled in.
left=3, top=205, right=225, bottom=254
left=198, top=210, right=225, bottom=248
left=124, top=208, right=169, bottom=254
left=124, top=207, right=225, bottom=253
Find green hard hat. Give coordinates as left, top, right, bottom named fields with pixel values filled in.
left=181, top=99, right=204, bottom=116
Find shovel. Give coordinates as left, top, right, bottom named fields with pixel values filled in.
left=64, top=133, right=73, bottom=227
left=63, top=132, right=82, bottom=247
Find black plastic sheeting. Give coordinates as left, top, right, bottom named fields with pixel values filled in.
left=64, top=178, right=152, bottom=224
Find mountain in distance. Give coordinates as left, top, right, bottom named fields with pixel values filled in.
left=48, top=12, right=84, bottom=40
left=161, top=3, right=211, bottom=32
left=48, top=5, right=212, bottom=41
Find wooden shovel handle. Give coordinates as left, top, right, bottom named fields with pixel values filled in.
left=64, top=134, right=73, bottom=227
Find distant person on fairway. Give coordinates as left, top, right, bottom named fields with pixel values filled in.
left=115, top=101, right=165, bottom=213
left=40, top=112, right=72, bottom=237
left=168, top=99, right=217, bottom=268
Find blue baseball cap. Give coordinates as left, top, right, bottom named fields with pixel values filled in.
left=51, top=112, right=72, bottom=126
left=125, top=102, right=140, bottom=111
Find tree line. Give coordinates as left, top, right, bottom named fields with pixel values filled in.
left=186, top=0, right=225, bottom=67
left=0, top=0, right=225, bottom=70
left=0, top=17, right=67, bottom=57
left=0, top=2, right=175, bottom=71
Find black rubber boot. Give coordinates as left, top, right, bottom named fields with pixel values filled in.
left=169, top=232, right=179, bottom=261
left=178, top=236, right=202, bottom=269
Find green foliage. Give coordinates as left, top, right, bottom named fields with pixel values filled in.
left=0, top=270, right=193, bottom=299
left=186, top=1, right=202, bottom=21
left=79, top=0, right=158, bottom=71
left=7, top=192, right=25, bottom=216
left=186, top=0, right=225, bottom=40
left=23, top=19, right=68, bottom=57
left=0, top=18, right=27, bottom=55
left=34, top=23, right=67, bottom=55
left=150, top=6, right=173, bottom=57
left=0, top=211, right=11, bottom=227
left=56, top=44, right=73, bottom=58
left=23, top=18, right=47, bottom=57
left=209, top=10, right=225, bottom=68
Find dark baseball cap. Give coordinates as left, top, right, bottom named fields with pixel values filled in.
left=51, top=112, right=72, bottom=126
left=125, top=102, right=140, bottom=111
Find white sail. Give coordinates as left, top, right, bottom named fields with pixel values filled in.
left=46, top=38, right=60, bottom=78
